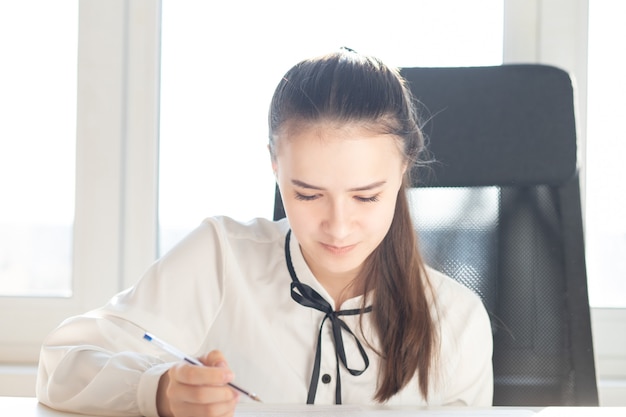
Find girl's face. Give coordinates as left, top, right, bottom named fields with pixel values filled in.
left=273, top=122, right=407, bottom=287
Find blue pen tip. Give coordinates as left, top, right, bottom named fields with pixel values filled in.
left=143, top=333, right=152, bottom=341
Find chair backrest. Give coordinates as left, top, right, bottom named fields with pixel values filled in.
left=272, top=64, right=599, bottom=406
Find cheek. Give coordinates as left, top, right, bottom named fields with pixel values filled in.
left=280, top=195, right=314, bottom=231
left=283, top=204, right=309, bottom=228
left=364, top=193, right=400, bottom=235
left=373, top=201, right=397, bottom=232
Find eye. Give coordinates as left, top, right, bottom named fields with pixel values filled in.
left=355, top=194, right=380, bottom=203
left=295, top=192, right=320, bottom=201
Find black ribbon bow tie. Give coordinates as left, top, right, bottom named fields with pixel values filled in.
left=284, top=230, right=373, bottom=404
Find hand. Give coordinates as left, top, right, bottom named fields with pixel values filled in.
left=157, top=350, right=239, bottom=417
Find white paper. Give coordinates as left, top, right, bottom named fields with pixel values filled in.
left=234, top=404, right=537, bottom=417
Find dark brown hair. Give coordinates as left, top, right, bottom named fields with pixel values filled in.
left=268, top=49, right=436, bottom=401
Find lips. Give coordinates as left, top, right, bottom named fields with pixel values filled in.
left=321, top=242, right=356, bottom=255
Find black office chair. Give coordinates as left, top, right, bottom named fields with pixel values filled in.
left=273, top=64, right=599, bottom=406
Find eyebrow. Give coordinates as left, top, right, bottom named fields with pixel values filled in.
left=291, top=179, right=387, bottom=192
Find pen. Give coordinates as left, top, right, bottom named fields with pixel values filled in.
left=142, top=332, right=262, bottom=402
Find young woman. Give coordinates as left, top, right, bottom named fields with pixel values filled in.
left=37, top=49, right=493, bottom=417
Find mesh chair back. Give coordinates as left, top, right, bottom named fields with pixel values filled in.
left=402, top=65, right=598, bottom=406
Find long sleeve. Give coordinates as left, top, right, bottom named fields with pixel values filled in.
left=36, top=314, right=172, bottom=417
left=36, top=220, right=228, bottom=417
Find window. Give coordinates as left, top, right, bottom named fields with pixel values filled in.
left=0, top=1, right=81, bottom=366
left=158, top=0, right=504, bottom=254
left=585, top=2, right=626, bottom=403
left=0, top=1, right=160, bottom=366
left=0, top=2, right=76, bottom=297
left=586, top=0, right=626, bottom=308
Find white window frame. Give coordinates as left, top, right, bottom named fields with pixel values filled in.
left=1, top=0, right=624, bottom=403
left=0, top=0, right=160, bottom=364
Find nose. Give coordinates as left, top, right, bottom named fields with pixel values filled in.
left=323, top=198, right=352, bottom=240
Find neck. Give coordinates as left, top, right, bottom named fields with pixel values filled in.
left=314, top=270, right=363, bottom=308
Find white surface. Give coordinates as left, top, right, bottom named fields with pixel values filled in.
left=0, top=398, right=536, bottom=417
left=3, top=397, right=626, bottom=417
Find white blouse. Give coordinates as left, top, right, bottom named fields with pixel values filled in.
left=36, top=216, right=493, bottom=417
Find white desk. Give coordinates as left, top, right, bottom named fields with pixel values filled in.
left=1, top=397, right=624, bottom=417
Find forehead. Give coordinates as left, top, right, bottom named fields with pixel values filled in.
left=275, top=121, right=404, bottom=157
left=278, top=118, right=393, bottom=138
left=274, top=122, right=406, bottom=183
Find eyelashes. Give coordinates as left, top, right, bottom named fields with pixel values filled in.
left=295, top=193, right=319, bottom=201
left=355, top=195, right=380, bottom=203
left=294, top=192, right=380, bottom=203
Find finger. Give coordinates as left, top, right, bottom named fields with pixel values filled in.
left=168, top=380, right=238, bottom=405
left=199, top=350, right=229, bottom=368
left=161, top=365, right=239, bottom=417
left=170, top=360, right=234, bottom=386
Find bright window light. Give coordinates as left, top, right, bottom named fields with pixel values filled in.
left=0, top=2, right=77, bottom=297
left=586, top=0, right=626, bottom=308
